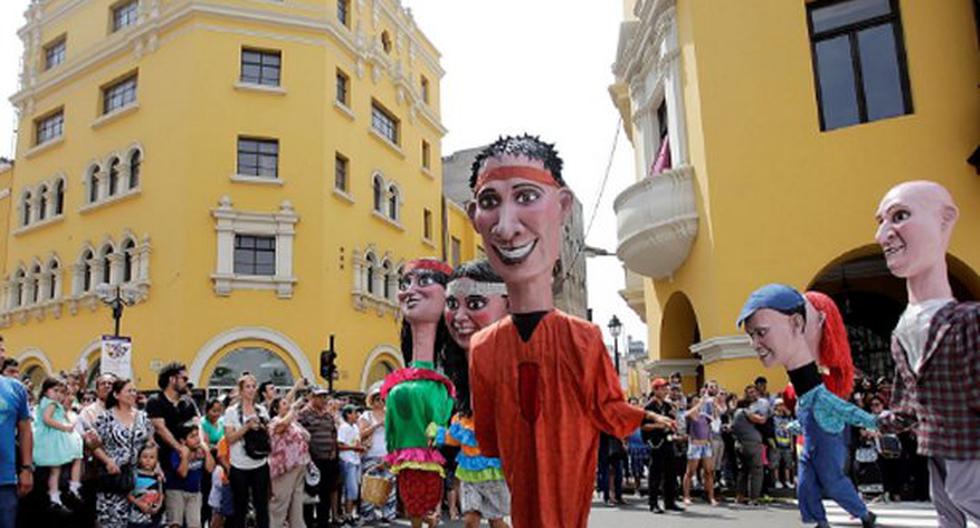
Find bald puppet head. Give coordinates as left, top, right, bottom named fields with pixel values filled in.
left=875, top=180, right=959, bottom=281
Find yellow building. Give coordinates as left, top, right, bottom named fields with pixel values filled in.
left=611, top=0, right=979, bottom=394
left=1, top=0, right=470, bottom=395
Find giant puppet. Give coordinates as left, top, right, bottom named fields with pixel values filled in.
left=738, top=284, right=878, bottom=528
left=874, top=181, right=980, bottom=527
left=465, top=134, right=673, bottom=528
left=804, top=290, right=856, bottom=400
left=381, top=258, right=455, bottom=528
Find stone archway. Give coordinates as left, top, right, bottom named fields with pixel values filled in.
left=360, top=344, right=404, bottom=392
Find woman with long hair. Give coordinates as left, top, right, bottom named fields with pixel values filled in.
left=223, top=373, right=271, bottom=528
left=382, top=258, right=456, bottom=528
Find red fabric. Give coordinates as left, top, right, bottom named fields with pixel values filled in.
left=651, top=136, right=671, bottom=175
left=469, top=310, right=647, bottom=528
left=403, top=258, right=453, bottom=276
left=804, top=291, right=855, bottom=399
left=396, top=468, right=443, bottom=517
left=475, top=165, right=559, bottom=189
left=379, top=367, right=456, bottom=400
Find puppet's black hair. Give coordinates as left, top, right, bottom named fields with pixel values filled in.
left=469, top=134, right=565, bottom=189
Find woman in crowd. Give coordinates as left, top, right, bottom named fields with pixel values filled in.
left=92, top=378, right=155, bottom=528
left=200, top=398, right=225, bottom=523
left=358, top=383, right=397, bottom=524
left=382, top=258, right=456, bottom=528
left=268, top=396, right=310, bottom=528
left=224, top=373, right=272, bottom=528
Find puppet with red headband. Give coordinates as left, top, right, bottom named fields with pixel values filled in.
left=874, top=181, right=979, bottom=527
left=465, top=134, right=673, bottom=528
left=381, top=258, right=456, bottom=528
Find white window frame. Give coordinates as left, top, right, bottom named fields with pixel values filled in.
left=211, top=197, right=298, bottom=299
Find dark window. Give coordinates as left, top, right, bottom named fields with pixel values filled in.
left=372, top=176, right=383, bottom=212
left=22, top=192, right=31, bottom=226
left=82, top=251, right=93, bottom=292
left=48, top=262, right=58, bottom=299
left=421, top=76, right=430, bottom=104
left=423, top=209, right=432, bottom=240
left=108, top=158, right=120, bottom=195
left=336, top=69, right=349, bottom=106
left=101, top=249, right=112, bottom=284
left=387, top=185, right=399, bottom=221
left=382, top=262, right=392, bottom=299
left=88, top=166, right=100, bottom=203
left=337, top=0, right=349, bottom=27
left=35, top=110, right=64, bottom=145
left=123, top=240, right=135, bottom=282
left=129, top=150, right=141, bottom=188
left=371, top=102, right=399, bottom=144
left=656, top=100, right=668, bottom=141
left=38, top=187, right=47, bottom=221
left=366, top=255, right=376, bottom=294
left=335, top=153, right=348, bottom=192
left=451, top=237, right=461, bottom=267
left=237, top=137, right=279, bottom=178
left=31, top=266, right=41, bottom=304
left=54, top=179, right=64, bottom=215
left=112, top=0, right=139, bottom=32
left=807, top=0, right=912, bottom=130
left=44, top=37, right=66, bottom=70
left=234, top=235, right=276, bottom=276
left=381, top=31, right=392, bottom=54
left=422, top=140, right=430, bottom=169
left=240, top=49, right=281, bottom=87
left=103, top=74, right=137, bottom=114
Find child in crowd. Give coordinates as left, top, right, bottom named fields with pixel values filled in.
left=166, top=423, right=214, bottom=528
left=208, top=438, right=234, bottom=528
left=770, top=399, right=796, bottom=489
left=33, top=376, right=84, bottom=513
left=337, top=405, right=365, bottom=526
left=130, top=443, right=164, bottom=527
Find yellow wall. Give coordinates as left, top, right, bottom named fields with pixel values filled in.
left=3, top=0, right=454, bottom=392
left=638, top=0, right=979, bottom=390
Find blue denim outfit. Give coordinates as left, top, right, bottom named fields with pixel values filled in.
left=796, top=384, right=877, bottom=524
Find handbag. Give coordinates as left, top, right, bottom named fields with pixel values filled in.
left=98, top=463, right=135, bottom=493
left=876, top=434, right=902, bottom=459
left=238, top=405, right=271, bottom=459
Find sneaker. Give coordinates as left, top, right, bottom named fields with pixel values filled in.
left=48, top=501, right=73, bottom=517
left=861, top=511, right=877, bottom=528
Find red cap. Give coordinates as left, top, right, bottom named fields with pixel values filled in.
left=651, top=378, right=668, bottom=389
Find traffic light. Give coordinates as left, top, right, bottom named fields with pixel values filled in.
left=320, top=335, right=338, bottom=390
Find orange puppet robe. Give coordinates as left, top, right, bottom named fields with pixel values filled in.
left=469, top=310, right=646, bottom=528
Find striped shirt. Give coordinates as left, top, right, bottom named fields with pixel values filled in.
left=298, top=407, right=338, bottom=461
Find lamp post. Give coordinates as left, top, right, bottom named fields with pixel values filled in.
left=608, top=314, right=622, bottom=375
left=95, top=284, right=140, bottom=337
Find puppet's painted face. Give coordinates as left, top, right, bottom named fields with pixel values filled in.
left=397, top=270, right=446, bottom=325
left=469, top=156, right=570, bottom=287
left=875, top=184, right=949, bottom=279
left=444, top=278, right=508, bottom=349
left=744, top=309, right=807, bottom=369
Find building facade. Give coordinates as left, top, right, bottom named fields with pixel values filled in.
left=2, top=0, right=463, bottom=394
left=611, top=0, right=980, bottom=392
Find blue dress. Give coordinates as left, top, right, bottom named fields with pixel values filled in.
left=33, top=396, right=83, bottom=466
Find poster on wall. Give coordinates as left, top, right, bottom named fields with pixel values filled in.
left=101, top=335, right=132, bottom=379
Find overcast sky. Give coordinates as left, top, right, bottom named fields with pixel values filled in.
left=0, top=0, right=647, bottom=348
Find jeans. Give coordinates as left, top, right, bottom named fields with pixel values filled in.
left=797, top=407, right=867, bottom=524
left=598, top=457, right=624, bottom=501
left=0, top=485, right=16, bottom=528
left=229, top=464, right=271, bottom=528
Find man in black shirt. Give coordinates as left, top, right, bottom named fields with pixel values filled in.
left=643, top=378, right=683, bottom=514
left=145, top=362, right=200, bottom=478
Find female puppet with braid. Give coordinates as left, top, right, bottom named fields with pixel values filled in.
left=381, top=258, right=456, bottom=528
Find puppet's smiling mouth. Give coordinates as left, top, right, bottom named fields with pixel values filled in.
left=495, top=240, right=536, bottom=264
left=883, top=243, right=905, bottom=259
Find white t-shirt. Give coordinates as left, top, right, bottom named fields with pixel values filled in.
left=894, top=298, right=954, bottom=374
left=337, top=422, right=361, bottom=465
left=223, top=403, right=270, bottom=470
left=358, top=411, right=387, bottom=459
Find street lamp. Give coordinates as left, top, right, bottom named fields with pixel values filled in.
left=608, top=314, right=622, bottom=375
left=95, top=283, right=140, bottom=337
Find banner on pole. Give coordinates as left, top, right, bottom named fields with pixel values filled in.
left=101, top=335, right=132, bottom=379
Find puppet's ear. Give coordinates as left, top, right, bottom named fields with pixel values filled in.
left=558, top=188, right=574, bottom=222
left=466, top=200, right=478, bottom=225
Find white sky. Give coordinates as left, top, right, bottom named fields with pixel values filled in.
left=0, top=0, right=647, bottom=348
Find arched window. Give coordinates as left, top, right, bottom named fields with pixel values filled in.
left=108, top=158, right=120, bottom=196
left=81, top=250, right=94, bottom=292
left=48, top=260, right=59, bottom=299
left=207, top=347, right=294, bottom=394
left=13, top=269, right=25, bottom=307
left=381, top=260, right=393, bottom=300
left=387, top=184, right=399, bottom=221
left=87, top=164, right=100, bottom=203
left=365, top=253, right=376, bottom=295
left=37, top=185, right=48, bottom=221
left=30, top=264, right=41, bottom=304
left=372, top=175, right=383, bottom=212
left=129, top=150, right=141, bottom=188
left=100, top=245, right=113, bottom=285
left=54, top=179, right=65, bottom=215
left=122, top=239, right=136, bottom=282
left=22, top=191, right=32, bottom=226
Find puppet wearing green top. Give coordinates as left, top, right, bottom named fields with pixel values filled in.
left=380, top=258, right=455, bottom=528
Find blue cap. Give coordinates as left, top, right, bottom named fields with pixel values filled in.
left=736, top=284, right=805, bottom=327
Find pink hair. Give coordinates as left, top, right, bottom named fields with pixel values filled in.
left=805, top=291, right=854, bottom=399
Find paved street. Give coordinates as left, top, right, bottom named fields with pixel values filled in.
left=388, top=496, right=975, bottom=527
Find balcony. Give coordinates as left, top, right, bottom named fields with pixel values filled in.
left=614, top=165, right=698, bottom=279
left=618, top=267, right=647, bottom=323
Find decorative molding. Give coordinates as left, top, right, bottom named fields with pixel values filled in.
left=230, top=174, right=284, bottom=186
left=79, top=187, right=142, bottom=214
left=233, top=82, right=287, bottom=96
left=359, top=344, right=403, bottom=392
left=12, top=213, right=64, bottom=236
left=333, top=101, right=355, bottom=120
left=689, top=335, right=756, bottom=365
left=368, top=128, right=405, bottom=158
left=23, top=136, right=64, bottom=159
left=16, top=347, right=54, bottom=375
left=90, top=103, right=140, bottom=129
left=188, top=326, right=317, bottom=385
left=645, top=358, right=699, bottom=377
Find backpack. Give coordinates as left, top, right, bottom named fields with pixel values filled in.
left=237, top=405, right=271, bottom=459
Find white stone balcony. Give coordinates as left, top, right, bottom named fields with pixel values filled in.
left=618, top=267, right=647, bottom=323
left=614, top=165, right=698, bottom=279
